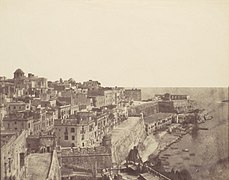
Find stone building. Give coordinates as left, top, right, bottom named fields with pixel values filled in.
left=156, top=93, right=192, bottom=114
left=124, top=88, right=141, bottom=101
left=90, top=95, right=105, bottom=108
left=88, top=87, right=122, bottom=107
left=41, top=99, right=56, bottom=108
left=127, top=101, right=159, bottom=117
left=82, top=80, right=101, bottom=90
left=56, top=101, right=71, bottom=119
left=155, top=93, right=189, bottom=101
left=0, top=82, right=16, bottom=98
left=3, top=111, right=34, bottom=134
left=144, top=113, right=173, bottom=135
left=158, top=101, right=175, bottom=113
left=104, top=89, right=115, bottom=106
left=26, top=134, right=56, bottom=153
left=58, top=91, right=91, bottom=110
left=0, top=105, right=7, bottom=130
left=54, top=118, right=93, bottom=148
left=54, top=111, right=110, bottom=148
left=7, top=101, right=31, bottom=113
left=14, top=68, right=25, bottom=79
left=1, top=130, right=28, bottom=180
left=0, top=130, right=16, bottom=146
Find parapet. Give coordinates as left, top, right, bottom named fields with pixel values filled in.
left=60, top=145, right=111, bottom=156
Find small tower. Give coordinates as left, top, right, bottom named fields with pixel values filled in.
left=14, top=68, right=25, bottom=79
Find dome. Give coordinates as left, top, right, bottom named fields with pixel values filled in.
left=14, top=68, right=24, bottom=74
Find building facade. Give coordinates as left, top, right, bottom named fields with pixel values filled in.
left=1, top=130, right=28, bottom=180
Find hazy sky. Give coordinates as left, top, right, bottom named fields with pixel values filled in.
left=0, top=0, right=229, bottom=87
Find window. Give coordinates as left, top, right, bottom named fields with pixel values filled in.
left=20, top=153, right=25, bottom=167
left=89, top=125, right=93, bottom=132
left=81, top=125, right=85, bottom=134
left=15, top=128, right=17, bottom=130
left=81, top=134, right=84, bottom=140
left=72, top=136, right=75, bottom=140
left=71, top=128, right=75, bottom=133
left=14, top=121, right=17, bottom=124
left=82, top=143, right=84, bottom=147
left=64, top=135, right=68, bottom=140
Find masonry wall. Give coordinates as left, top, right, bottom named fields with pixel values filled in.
left=0, top=106, right=7, bottom=129
left=124, top=89, right=141, bottom=101
left=1, top=130, right=28, bottom=180
left=128, top=102, right=158, bottom=117
left=111, top=117, right=146, bottom=165
left=60, top=146, right=112, bottom=173
left=158, top=101, right=175, bottom=113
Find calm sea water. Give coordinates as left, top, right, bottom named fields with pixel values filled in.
left=141, top=87, right=228, bottom=180
left=159, top=102, right=228, bottom=180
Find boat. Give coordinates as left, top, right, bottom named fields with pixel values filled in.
left=189, top=153, right=195, bottom=156
left=170, top=147, right=178, bottom=150
left=204, top=115, right=213, bottom=120
left=183, top=157, right=190, bottom=160
left=198, top=127, right=208, bottom=130
left=182, top=149, right=189, bottom=152
left=164, top=154, right=171, bottom=156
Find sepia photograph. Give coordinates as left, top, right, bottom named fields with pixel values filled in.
left=0, top=0, right=229, bottom=180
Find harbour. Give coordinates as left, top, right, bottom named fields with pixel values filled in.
left=120, top=88, right=228, bottom=180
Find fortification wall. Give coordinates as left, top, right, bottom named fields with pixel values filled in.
left=60, top=146, right=112, bottom=173
left=60, top=115, right=147, bottom=172
left=128, top=101, right=158, bottom=117
left=111, top=116, right=146, bottom=165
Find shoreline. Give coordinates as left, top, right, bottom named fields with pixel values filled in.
left=146, top=109, right=213, bottom=163
left=146, top=124, right=193, bottom=163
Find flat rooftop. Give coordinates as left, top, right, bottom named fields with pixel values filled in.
left=132, top=101, right=150, bottom=106
left=27, top=153, right=51, bottom=180
left=0, top=129, right=17, bottom=136
left=130, top=100, right=157, bottom=107
left=111, top=116, right=141, bottom=145
left=144, top=113, right=173, bottom=124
